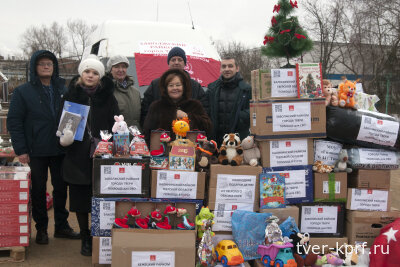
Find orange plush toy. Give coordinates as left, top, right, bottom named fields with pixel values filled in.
left=338, top=78, right=358, bottom=109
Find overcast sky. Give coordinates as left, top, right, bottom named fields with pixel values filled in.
left=0, top=0, right=310, bottom=57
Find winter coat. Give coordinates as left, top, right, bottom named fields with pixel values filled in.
left=7, top=50, right=66, bottom=157
left=205, top=72, right=252, bottom=146
left=143, top=80, right=212, bottom=145
left=109, top=74, right=141, bottom=130
left=140, top=72, right=206, bottom=127
left=62, top=75, right=119, bottom=185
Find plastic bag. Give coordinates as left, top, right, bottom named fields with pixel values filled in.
left=93, top=130, right=113, bottom=157
left=347, top=148, right=400, bottom=169
left=231, top=210, right=272, bottom=261
left=129, top=126, right=150, bottom=156
left=279, top=216, right=300, bottom=238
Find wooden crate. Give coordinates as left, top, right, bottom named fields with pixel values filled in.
left=0, top=246, right=25, bottom=263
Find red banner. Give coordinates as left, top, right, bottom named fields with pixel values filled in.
left=134, top=53, right=220, bottom=87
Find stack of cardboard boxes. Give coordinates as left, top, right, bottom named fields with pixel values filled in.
left=0, top=166, right=31, bottom=248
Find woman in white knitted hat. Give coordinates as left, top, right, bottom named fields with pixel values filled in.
left=61, top=55, right=119, bottom=256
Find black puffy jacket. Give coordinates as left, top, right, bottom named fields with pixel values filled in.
left=7, top=50, right=66, bottom=157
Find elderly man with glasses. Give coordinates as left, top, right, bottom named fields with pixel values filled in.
left=7, top=50, right=80, bottom=245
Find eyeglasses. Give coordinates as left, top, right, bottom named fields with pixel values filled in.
left=37, top=63, right=53, bottom=67
left=167, top=83, right=183, bottom=88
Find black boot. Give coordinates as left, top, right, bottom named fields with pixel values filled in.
left=80, top=230, right=92, bottom=256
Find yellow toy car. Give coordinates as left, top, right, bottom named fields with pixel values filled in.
left=215, top=240, right=244, bottom=266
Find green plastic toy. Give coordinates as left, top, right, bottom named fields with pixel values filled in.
left=196, top=206, right=215, bottom=239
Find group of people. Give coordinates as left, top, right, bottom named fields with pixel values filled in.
left=6, top=46, right=251, bottom=256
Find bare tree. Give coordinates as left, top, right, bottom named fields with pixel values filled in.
left=66, top=19, right=98, bottom=60
left=215, top=41, right=271, bottom=83
left=20, top=22, right=67, bottom=59
left=303, top=0, right=344, bottom=77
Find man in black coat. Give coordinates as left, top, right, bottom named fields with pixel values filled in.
left=204, top=57, right=252, bottom=146
left=7, top=50, right=79, bottom=245
left=140, top=46, right=206, bottom=126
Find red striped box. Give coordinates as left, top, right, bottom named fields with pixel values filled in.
left=0, top=203, right=29, bottom=215
left=0, top=235, right=29, bottom=247
left=0, top=224, right=29, bottom=236
left=0, top=191, right=29, bottom=203
left=0, top=179, right=30, bottom=192
left=0, top=214, right=29, bottom=226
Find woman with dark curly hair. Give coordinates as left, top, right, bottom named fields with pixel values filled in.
left=143, top=68, right=212, bottom=144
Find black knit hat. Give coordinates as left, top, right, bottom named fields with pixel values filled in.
left=167, top=47, right=187, bottom=65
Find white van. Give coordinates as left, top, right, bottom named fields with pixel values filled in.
left=83, top=20, right=221, bottom=95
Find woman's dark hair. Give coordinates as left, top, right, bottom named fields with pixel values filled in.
left=159, top=69, right=192, bottom=101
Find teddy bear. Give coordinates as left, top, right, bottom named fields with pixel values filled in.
left=338, top=79, right=358, bottom=109
left=195, top=140, right=219, bottom=172
left=112, top=115, right=128, bottom=134
left=322, top=79, right=339, bottom=107
left=334, top=149, right=352, bottom=173
left=218, top=133, right=243, bottom=166
left=241, top=135, right=260, bottom=166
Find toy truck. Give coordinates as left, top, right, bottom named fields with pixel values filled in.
left=257, top=243, right=297, bottom=267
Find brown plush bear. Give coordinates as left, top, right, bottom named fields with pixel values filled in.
left=241, top=135, right=260, bottom=166
left=218, top=133, right=243, bottom=166
left=195, top=140, right=219, bottom=172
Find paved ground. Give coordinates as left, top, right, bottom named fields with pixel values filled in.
left=6, top=178, right=92, bottom=267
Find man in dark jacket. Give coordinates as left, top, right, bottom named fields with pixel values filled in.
left=7, top=50, right=79, bottom=245
left=140, top=46, right=206, bottom=126
left=205, top=57, right=252, bottom=146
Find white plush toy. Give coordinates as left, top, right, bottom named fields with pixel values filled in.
left=112, top=115, right=128, bottom=134
left=59, top=119, right=74, bottom=147
left=241, top=135, right=260, bottom=166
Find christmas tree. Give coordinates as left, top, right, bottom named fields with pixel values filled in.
left=262, top=0, right=313, bottom=67
left=305, top=73, right=316, bottom=95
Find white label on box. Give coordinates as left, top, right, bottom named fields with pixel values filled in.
left=20, top=236, right=28, bottom=244
left=214, top=202, right=254, bottom=212
left=300, top=206, right=338, bottom=234
left=19, top=180, right=28, bottom=189
left=19, top=215, right=28, bottom=223
left=323, top=181, right=340, bottom=194
left=357, top=115, right=399, bottom=147
left=285, top=170, right=306, bottom=199
left=271, top=68, right=298, bottom=97
left=156, top=170, right=198, bottom=199
left=18, top=204, right=27, bottom=212
left=272, top=102, right=311, bottom=132
left=99, top=237, right=112, bottom=264
left=19, top=192, right=28, bottom=200
left=99, top=201, right=115, bottom=230
left=270, top=139, right=308, bottom=167
left=100, top=165, right=142, bottom=194
left=314, top=140, right=343, bottom=166
left=20, top=225, right=28, bottom=233
left=216, top=174, right=256, bottom=203
left=350, top=189, right=388, bottom=211
left=131, top=251, right=175, bottom=267
left=212, top=210, right=233, bottom=231
left=358, top=148, right=397, bottom=165
left=252, top=113, right=256, bottom=127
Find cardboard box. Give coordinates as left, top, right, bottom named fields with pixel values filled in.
left=212, top=202, right=254, bottom=212
left=208, top=165, right=262, bottom=211
left=313, top=139, right=343, bottom=166
left=91, top=198, right=203, bottom=237
left=186, top=130, right=206, bottom=144
left=346, top=188, right=390, bottom=211
left=346, top=210, right=400, bottom=247
left=262, top=165, right=313, bottom=204
left=0, top=180, right=30, bottom=192
left=0, top=223, right=29, bottom=236
left=299, top=203, right=345, bottom=237
left=260, top=205, right=299, bottom=225
left=111, top=228, right=195, bottom=267
left=212, top=210, right=234, bottom=232
left=92, top=158, right=150, bottom=198
left=250, top=98, right=326, bottom=139
left=92, top=236, right=112, bottom=267
left=308, top=237, right=349, bottom=254
left=0, top=203, right=29, bottom=215
left=251, top=69, right=298, bottom=100
left=0, top=214, right=29, bottom=226
left=0, top=191, right=29, bottom=203
left=348, top=170, right=390, bottom=190
left=314, top=172, right=347, bottom=202
left=149, top=130, right=171, bottom=153
left=258, top=139, right=314, bottom=167
left=151, top=170, right=205, bottom=199
left=169, top=139, right=196, bottom=171
left=0, top=235, right=29, bottom=247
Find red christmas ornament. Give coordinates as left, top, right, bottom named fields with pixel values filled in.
left=294, top=33, right=306, bottom=39
left=273, top=4, right=281, bottom=13
left=263, top=36, right=275, bottom=45
left=271, top=16, right=277, bottom=26
left=290, top=0, right=298, bottom=8
left=280, top=29, right=291, bottom=34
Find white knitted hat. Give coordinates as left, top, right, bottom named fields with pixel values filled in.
left=78, top=55, right=105, bottom=78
